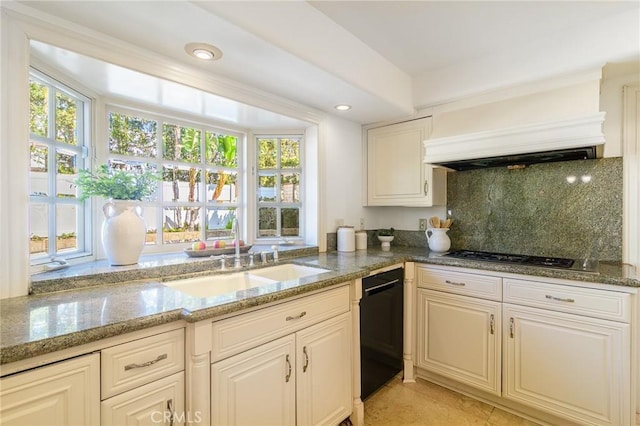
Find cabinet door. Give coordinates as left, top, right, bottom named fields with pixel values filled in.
left=367, top=118, right=445, bottom=207
left=504, top=304, right=630, bottom=426
left=0, top=353, right=100, bottom=426
left=211, top=335, right=296, bottom=426
left=296, top=313, right=352, bottom=426
left=416, top=289, right=501, bottom=395
left=101, top=372, right=185, bottom=426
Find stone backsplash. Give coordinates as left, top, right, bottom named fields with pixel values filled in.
left=446, top=157, right=623, bottom=261
left=326, top=157, right=622, bottom=260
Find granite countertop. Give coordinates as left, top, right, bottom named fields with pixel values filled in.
left=1, top=246, right=638, bottom=366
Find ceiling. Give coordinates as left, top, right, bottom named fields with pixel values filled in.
left=13, top=1, right=640, bottom=125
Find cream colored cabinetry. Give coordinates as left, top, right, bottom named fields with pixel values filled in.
left=415, top=265, right=635, bottom=426
left=366, top=117, right=446, bottom=207
left=0, top=353, right=100, bottom=425
left=100, top=328, right=186, bottom=426
left=210, top=286, right=352, bottom=426
left=295, top=313, right=352, bottom=426
left=503, top=278, right=631, bottom=426
left=416, top=267, right=502, bottom=395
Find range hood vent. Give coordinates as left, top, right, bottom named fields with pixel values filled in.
left=424, top=113, right=606, bottom=171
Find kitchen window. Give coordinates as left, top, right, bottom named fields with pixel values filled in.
left=28, top=70, right=91, bottom=265
left=106, top=107, right=243, bottom=248
left=255, top=136, right=303, bottom=241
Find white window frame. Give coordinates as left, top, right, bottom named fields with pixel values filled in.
left=254, top=134, right=305, bottom=243
left=103, top=105, right=246, bottom=253
left=28, top=68, right=92, bottom=270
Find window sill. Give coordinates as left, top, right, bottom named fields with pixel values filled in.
left=30, top=245, right=320, bottom=295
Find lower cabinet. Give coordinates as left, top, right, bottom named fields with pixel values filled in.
left=100, top=328, right=186, bottom=426
left=416, top=288, right=501, bottom=395
left=0, top=353, right=100, bottom=426
left=415, top=264, right=635, bottom=426
left=101, top=372, right=185, bottom=426
left=211, top=312, right=352, bottom=426
left=503, top=304, right=630, bottom=426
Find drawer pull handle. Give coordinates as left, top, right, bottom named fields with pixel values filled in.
left=445, top=280, right=466, bottom=286
left=286, top=311, right=307, bottom=321
left=124, top=353, right=168, bottom=371
left=509, top=317, right=515, bottom=338
left=545, top=295, right=575, bottom=303
left=489, top=314, right=495, bottom=335
left=303, top=346, right=309, bottom=373
left=285, top=354, right=292, bottom=382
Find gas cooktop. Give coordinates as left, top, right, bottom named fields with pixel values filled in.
left=443, top=250, right=575, bottom=269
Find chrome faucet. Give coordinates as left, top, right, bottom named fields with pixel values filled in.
left=232, top=217, right=241, bottom=269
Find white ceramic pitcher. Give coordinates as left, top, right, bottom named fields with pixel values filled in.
left=425, top=228, right=451, bottom=252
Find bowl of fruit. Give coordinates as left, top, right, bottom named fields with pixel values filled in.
left=184, top=239, right=252, bottom=257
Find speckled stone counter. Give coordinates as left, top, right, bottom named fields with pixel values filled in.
left=2, top=246, right=638, bottom=366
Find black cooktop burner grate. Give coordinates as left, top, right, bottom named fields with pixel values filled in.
left=444, top=250, right=575, bottom=269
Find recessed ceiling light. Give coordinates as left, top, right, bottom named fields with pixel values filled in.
left=184, top=42, right=223, bottom=61
left=335, top=104, right=352, bottom=111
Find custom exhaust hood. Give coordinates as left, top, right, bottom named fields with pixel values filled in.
left=423, top=112, right=606, bottom=171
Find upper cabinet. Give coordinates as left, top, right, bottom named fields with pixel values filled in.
left=365, top=117, right=447, bottom=207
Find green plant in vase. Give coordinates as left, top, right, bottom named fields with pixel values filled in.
left=75, top=164, right=159, bottom=266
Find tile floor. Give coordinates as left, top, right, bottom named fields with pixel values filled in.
left=363, top=376, right=541, bottom=426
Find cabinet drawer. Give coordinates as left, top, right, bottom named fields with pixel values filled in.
left=211, top=285, right=350, bottom=362
left=503, top=279, right=631, bottom=323
left=417, top=266, right=502, bottom=301
left=101, top=329, right=185, bottom=399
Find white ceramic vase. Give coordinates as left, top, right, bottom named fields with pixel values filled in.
left=378, top=235, right=394, bottom=251
left=102, top=200, right=146, bottom=265
left=425, top=228, right=451, bottom=252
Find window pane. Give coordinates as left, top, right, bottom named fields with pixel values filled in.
left=29, top=80, right=48, bottom=137
left=107, top=160, right=159, bottom=201
left=258, top=207, right=277, bottom=237
left=56, top=204, right=77, bottom=253
left=163, top=123, right=201, bottom=163
left=162, top=165, right=201, bottom=203
left=280, top=173, right=299, bottom=203
left=30, top=204, right=48, bottom=256
left=280, top=138, right=300, bottom=168
left=55, top=91, right=77, bottom=145
left=163, top=207, right=201, bottom=243
left=206, top=208, right=235, bottom=240
left=258, top=138, right=277, bottom=169
left=207, top=171, right=237, bottom=204
left=109, top=112, right=157, bottom=157
left=281, top=208, right=299, bottom=237
left=206, top=132, right=238, bottom=167
left=258, top=174, right=276, bottom=202
left=138, top=206, right=158, bottom=245
left=56, top=150, right=78, bottom=198
left=30, top=143, right=48, bottom=197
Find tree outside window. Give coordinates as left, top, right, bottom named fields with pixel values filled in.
left=28, top=70, right=89, bottom=261
left=107, top=109, right=241, bottom=246
left=256, top=136, right=302, bottom=239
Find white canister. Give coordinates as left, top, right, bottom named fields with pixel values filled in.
left=337, top=226, right=355, bottom=252
left=355, top=231, right=367, bottom=250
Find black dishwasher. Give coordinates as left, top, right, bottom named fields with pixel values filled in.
left=360, top=267, right=404, bottom=399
